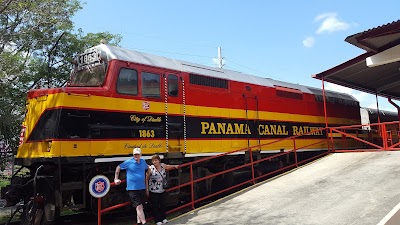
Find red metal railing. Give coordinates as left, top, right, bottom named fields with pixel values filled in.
left=97, top=121, right=400, bottom=224
left=97, top=127, right=331, bottom=224
left=329, top=121, right=400, bottom=152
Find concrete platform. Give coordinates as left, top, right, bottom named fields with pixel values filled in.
left=169, top=151, right=400, bottom=225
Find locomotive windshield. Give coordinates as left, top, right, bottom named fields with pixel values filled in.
left=69, top=48, right=107, bottom=86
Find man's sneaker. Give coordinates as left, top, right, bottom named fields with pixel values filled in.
left=162, top=219, right=168, bottom=224
left=156, top=222, right=163, bottom=225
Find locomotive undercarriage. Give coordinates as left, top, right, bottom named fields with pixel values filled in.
left=4, top=163, right=59, bottom=225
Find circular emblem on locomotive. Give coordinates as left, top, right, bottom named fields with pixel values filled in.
left=142, top=101, right=150, bottom=110
left=88, top=175, right=110, bottom=198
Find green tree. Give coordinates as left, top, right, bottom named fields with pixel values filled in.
left=0, top=0, right=122, bottom=161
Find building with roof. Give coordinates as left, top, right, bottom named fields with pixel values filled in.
left=314, top=20, right=400, bottom=122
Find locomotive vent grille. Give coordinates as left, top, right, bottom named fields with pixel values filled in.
left=189, top=73, right=228, bottom=89
left=275, top=86, right=303, bottom=100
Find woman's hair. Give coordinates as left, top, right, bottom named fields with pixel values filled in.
left=151, top=154, right=161, bottom=161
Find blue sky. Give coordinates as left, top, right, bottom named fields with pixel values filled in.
left=73, top=0, right=400, bottom=111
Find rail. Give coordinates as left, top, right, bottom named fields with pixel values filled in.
left=329, top=121, right=400, bottom=152
left=97, top=127, right=330, bottom=224
left=97, top=121, right=400, bottom=224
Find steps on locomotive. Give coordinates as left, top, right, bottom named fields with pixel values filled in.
left=60, top=181, right=85, bottom=209
left=165, top=153, right=184, bottom=206
left=61, top=181, right=83, bottom=191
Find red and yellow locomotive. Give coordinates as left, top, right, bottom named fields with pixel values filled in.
left=7, top=44, right=361, bottom=224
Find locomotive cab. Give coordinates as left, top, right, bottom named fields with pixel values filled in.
left=6, top=46, right=114, bottom=224
left=17, top=46, right=110, bottom=162
left=67, top=45, right=111, bottom=88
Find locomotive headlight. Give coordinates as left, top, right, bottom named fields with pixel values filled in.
left=46, top=141, right=52, bottom=152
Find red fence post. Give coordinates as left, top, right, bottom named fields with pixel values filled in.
left=382, top=123, right=388, bottom=150
left=326, top=128, right=331, bottom=153
left=190, top=164, right=195, bottom=210
left=98, top=197, right=101, bottom=225
left=341, top=131, right=345, bottom=150
left=330, top=129, right=334, bottom=152
left=249, top=148, right=255, bottom=184
left=293, top=138, right=298, bottom=167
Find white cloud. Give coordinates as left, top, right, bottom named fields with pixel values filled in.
left=315, top=13, right=351, bottom=34
left=302, top=36, right=315, bottom=48
left=314, top=13, right=337, bottom=22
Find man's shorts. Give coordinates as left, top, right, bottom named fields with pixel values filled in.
left=128, top=190, right=146, bottom=207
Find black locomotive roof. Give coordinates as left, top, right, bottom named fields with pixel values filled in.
left=362, top=107, right=398, bottom=123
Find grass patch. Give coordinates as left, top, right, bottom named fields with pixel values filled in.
left=0, top=209, right=20, bottom=224
left=0, top=179, right=10, bottom=188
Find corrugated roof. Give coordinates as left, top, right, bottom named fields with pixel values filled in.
left=314, top=20, right=400, bottom=101
left=345, top=20, right=400, bottom=52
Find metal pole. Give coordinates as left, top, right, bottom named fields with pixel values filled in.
left=388, top=98, right=400, bottom=122
left=376, top=93, right=384, bottom=149
left=293, top=139, right=298, bottom=167
left=382, top=123, right=388, bottom=150
left=321, top=79, right=331, bottom=153
left=190, top=164, right=195, bottom=210
left=98, top=198, right=101, bottom=225
left=330, top=129, right=335, bottom=152
left=249, top=148, right=255, bottom=184
left=326, top=129, right=332, bottom=153
left=322, top=78, right=328, bottom=128
left=218, top=47, right=223, bottom=69
left=376, top=93, right=381, bottom=124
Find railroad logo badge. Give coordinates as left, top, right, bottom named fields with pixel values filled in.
left=142, top=101, right=150, bottom=110
left=89, top=175, right=110, bottom=198
left=95, top=180, right=105, bottom=193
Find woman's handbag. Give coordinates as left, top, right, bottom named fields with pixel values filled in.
left=162, top=178, right=168, bottom=189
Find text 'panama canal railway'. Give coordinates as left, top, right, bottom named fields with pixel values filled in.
left=4, top=43, right=378, bottom=224
left=200, top=122, right=324, bottom=136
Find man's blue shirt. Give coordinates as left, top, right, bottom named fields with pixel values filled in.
left=119, top=158, right=148, bottom=190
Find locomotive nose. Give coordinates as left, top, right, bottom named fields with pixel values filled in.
left=27, top=87, right=65, bottom=99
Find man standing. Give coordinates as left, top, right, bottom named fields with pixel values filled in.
left=115, top=148, right=149, bottom=225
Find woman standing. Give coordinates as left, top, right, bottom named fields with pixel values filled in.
left=146, top=155, right=179, bottom=225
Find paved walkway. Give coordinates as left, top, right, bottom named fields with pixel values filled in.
left=169, top=151, right=400, bottom=225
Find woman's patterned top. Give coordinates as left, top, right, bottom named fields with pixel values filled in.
left=148, top=163, right=166, bottom=193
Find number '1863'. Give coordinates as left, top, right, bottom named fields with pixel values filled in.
left=139, top=130, right=155, bottom=138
